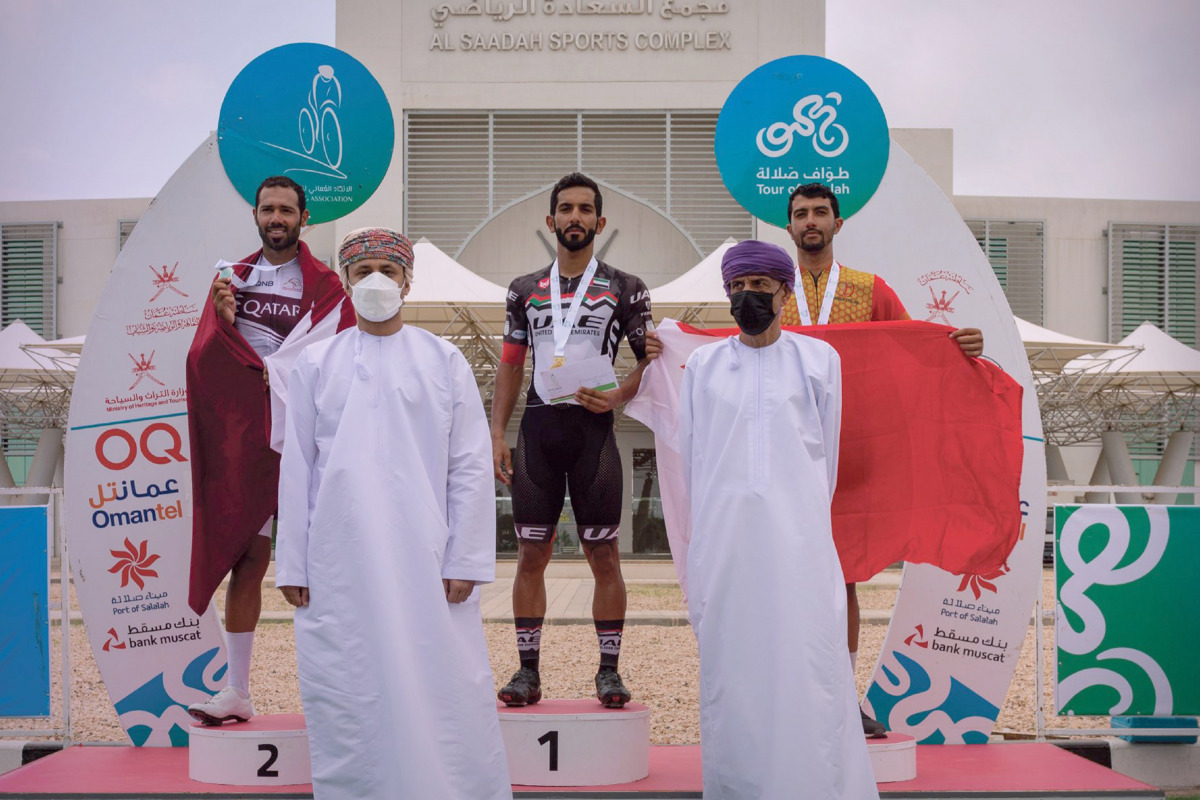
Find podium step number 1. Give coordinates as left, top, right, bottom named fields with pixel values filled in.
left=499, top=700, right=651, bottom=787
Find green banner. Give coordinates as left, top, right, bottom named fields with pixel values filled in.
left=1055, top=505, right=1200, bottom=716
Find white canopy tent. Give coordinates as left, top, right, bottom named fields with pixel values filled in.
left=1014, top=317, right=1136, bottom=374
left=1016, top=317, right=1142, bottom=448
left=1064, top=322, right=1200, bottom=435
left=0, top=321, right=77, bottom=498
left=650, top=237, right=737, bottom=327
left=404, top=239, right=510, bottom=411
left=1060, top=323, right=1200, bottom=502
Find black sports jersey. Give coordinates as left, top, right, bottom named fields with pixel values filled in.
left=503, top=261, right=652, bottom=407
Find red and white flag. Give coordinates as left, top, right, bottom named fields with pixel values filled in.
left=625, top=318, right=1024, bottom=598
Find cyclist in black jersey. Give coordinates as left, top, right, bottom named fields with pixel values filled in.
left=491, top=173, right=660, bottom=708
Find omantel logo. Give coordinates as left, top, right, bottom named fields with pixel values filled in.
left=148, top=263, right=188, bottom=303
left=917, top=270, right=975, bottom=325
left=129, top=351, right=165, bottom=391
left=95, top=421, right=187, bottom=470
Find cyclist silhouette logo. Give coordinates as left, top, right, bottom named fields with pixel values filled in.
left=261, top=65, right=347, bottom=180
left=219, top=43, right=395, bottom=223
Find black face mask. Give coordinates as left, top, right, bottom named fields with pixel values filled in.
left=729, top=289, right=780, bottom=336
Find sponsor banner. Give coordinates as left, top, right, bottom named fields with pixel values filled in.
left=218, top=43, right=394, bottom=224
left=714, top=55, right=889, bottom=226
left=0, top=506, right=51, bottom=717
left=64, top=135, right=262, bottom=745
left=1055, top=505, right=1200, bottom=716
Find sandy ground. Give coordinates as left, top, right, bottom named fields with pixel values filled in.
left=12, top=572, right=1112, bottom=745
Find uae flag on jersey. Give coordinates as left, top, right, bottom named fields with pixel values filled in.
left=625, top=319, right=1024, bottom=594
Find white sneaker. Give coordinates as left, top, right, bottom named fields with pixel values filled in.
left=187, top=686, right=256, bottom=725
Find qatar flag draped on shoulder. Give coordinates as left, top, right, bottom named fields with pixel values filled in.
left=185, top=241, right=356, bottom=615
left=625, top=318, right=1024, bottom=595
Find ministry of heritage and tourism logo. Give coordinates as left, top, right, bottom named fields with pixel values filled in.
left=218, top=43, right=394, bottom=224
left=148, top=263, right=187, bottom=303
left=715, top=55, right=890, bottom=226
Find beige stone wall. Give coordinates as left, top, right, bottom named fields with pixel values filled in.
left=458, top=184, right=703, bottom=289
left=332, top=0, right=826, bottom=246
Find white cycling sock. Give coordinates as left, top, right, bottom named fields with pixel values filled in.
left=226, top=631, right=254, bottom=693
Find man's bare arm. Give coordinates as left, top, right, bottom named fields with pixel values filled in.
left=491, top=360, right=525, bottom=485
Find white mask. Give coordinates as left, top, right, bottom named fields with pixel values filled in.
left=351, top=271, right=405, bottom=322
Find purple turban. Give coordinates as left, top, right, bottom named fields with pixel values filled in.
left=720, top=240, right=796, bottom=295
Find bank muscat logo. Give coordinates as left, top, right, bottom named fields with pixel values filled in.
left=109, top=537, right=161, bottom=590
left=148, top=264, right=188, bottom=303
left=905, top=625, right=930, bottom=649
left=103, top=628, right=127, bottom=652
left=756, top=93, right=849, bottom=159
left=260, top=65, right=346, bottom=180
left=128, top=352, right=165, bottom=391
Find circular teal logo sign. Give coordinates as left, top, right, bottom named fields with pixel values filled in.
left=715, top=55, right=889, bottom=226
left=218, top=43, right=394, bottom=225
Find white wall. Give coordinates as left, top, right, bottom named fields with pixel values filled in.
left=953, top=195, right=1200, bottom=343
left=0, top=198, right=150, bottom=337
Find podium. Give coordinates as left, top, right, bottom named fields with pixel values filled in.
left=867, top=732, right=917, bottom=782
left=498, top=700, right=651, bottom=787
left=188, top=714, right=311, bottom=786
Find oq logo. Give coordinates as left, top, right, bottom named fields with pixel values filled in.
left=218, top=43, right=394, bottom=225
left=95, top=422, right=187, bottom=470
left=715, top=55, right=890, bottom=226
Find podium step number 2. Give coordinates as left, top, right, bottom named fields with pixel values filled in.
left=499, top=700, right=651, bottom=787
left=188, top=715, right=311, bottom=787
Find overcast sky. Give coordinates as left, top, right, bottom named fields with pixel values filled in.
left=2, top=0, right=1197, bottom=203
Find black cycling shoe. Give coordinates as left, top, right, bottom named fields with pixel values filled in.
left=595, top=669, right=632, bottom=708
left=498, top=667, right=542, bottom=707
left=861, top=708, right=888, bottom=739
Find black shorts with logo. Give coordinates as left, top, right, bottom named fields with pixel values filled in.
left=512, top=404, right=621, bottom=544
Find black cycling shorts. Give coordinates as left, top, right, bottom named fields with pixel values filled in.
left=511, top=404, right=622, bottom=544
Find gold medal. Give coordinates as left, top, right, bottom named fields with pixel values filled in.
left=552, top=356, right=566, bottom=369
